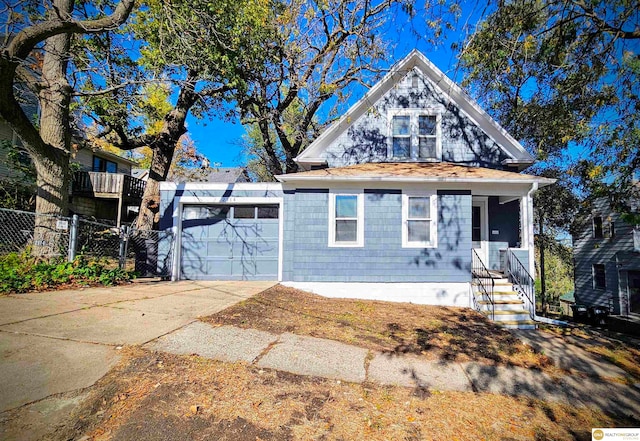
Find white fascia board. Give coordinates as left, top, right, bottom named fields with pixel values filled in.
left=411, top=51, right=533, bottom=162
left=280, top=180, right=535, bottom=197
left=159, top=182, right=283, bottom=191
left=502, top=158, right=534, bottom=166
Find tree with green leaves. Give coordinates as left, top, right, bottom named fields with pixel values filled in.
left=532, top=168, right=578, bottom=312
left=0, top=1, right=135, bottom=217
left=459, top=0, right=640, bottom=215
left=80, top=0, right=277, bottom=229
left=0, top=139, right=36, bottom=210
left=237, top=0, right=460, bottom=178
left=0, top=0, right=135, bottom=254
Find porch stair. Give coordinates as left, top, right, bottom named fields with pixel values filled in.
left=474, top=274, right=537, bottom=330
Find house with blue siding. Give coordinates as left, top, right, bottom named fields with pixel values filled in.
left=573, top=196, right=640, bottom=315
left=159, top=51, right=555, bottom=328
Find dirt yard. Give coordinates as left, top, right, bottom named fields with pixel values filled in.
left=204, top=285, right=555, bottom=372
left=38, top=348, right=631, bottom=441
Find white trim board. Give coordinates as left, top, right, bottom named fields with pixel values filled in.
left=295, top=50, right=535, bottom=167
left=282, top=282, right=472, bottom=308
left=160, top=182, right=283, bottom=191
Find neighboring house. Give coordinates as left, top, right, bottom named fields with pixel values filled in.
left=559, top=291, right=575, bottom=316
left=172, top=167, right=250, bottom=183
left=132, top=166, right=250, bottom=184
left=573, top=197, right=640, bottom=315
left=0, top=122, right=28, bottom=181
left=70, top=147, right=145, bottom=226
left=158, top=50, right=554, bottom=327
left=0, top=85, right=39, bottom=184
left=0, top=77, right=145, bottom=225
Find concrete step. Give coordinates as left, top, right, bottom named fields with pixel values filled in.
left=482, top=310, right=531, bottom=322
left=477, top=300, right=526, bottom=312
left=473, top=280, right=515, bottom=292
left=494, top=284, right=517, bottom=292
left=474, top=295, right=521, bottom=305
left=498, top=320, right=537, bottom=330
left=490, top=292, right=522, bottom=301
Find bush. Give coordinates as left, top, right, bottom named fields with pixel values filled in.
left=0, top=251, right=136, bottom=294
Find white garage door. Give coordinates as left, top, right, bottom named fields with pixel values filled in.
left=180, top=204, right=279, bottom=280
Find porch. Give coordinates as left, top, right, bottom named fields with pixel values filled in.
left=470, top=193, right=537, bottom=329
left=71, top=171, right=146, bottom=226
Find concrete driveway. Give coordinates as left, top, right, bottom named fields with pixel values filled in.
left=0, top=280, right=275, bottom=413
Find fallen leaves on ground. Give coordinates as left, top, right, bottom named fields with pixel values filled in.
left=56, top=348, right=631, bottom=441
left=204, top=285, right=553, bottom=372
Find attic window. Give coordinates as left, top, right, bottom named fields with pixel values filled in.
left=411, top=73, right=419, bottom=89
left=389, top=110, right=441, bottom=161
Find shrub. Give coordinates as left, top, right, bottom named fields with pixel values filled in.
left=0, top=251, right=136, bottom=294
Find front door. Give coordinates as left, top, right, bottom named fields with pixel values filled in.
left=472, top=198, right=488, bottom=266
left=629, top=271, right=640, bottom=314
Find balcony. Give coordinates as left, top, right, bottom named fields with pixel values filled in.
left=72, top=171, right=146, bottom=200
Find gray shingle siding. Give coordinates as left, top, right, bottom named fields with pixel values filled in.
left=573, top=197, right=639, bottom=314
left=321, top=72, right=509, bottom=169
left=282, top=189, right=472, bottom=283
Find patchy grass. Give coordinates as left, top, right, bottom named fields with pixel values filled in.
left=203, top=285, right=553, bottom=371
left=48, top=348, right=632, bottom=441
left=542, top=325, right=640, bottom=381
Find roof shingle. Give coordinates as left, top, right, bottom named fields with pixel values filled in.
left=276, top=162, right=555, bottom=184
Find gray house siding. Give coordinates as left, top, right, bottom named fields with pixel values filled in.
left=573, top=197, right=639, bottom=314
left=282, top=188, right=472, bottom=283
left=321, top=71, right=510, bottom=169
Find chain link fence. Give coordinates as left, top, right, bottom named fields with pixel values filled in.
left=0, top=207, right=174, bottom=277
left=0, top=208, right=70, bottom=258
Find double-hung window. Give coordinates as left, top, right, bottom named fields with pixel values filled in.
left=402, top=192, right=437, bottom=248
left=592, top=264, right=606, bottom=289
left=328, top=192, right=364, bottom=247
left=390, top=110, right=441, bottom=160
left=392, top=115, right=411, bottom=157
left=593, top=216, right=603, bottom=239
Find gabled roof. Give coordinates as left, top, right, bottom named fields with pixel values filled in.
left=276, top=162, right=555, bottom=185
left=296, top=50, right=535, bottom=168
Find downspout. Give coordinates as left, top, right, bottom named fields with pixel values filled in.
left=527, top=181, right=568, bottom=326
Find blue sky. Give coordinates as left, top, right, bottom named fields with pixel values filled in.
left=186, top=1, right=487, bottom=167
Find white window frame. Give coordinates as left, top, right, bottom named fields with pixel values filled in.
left=328, top=190, right=364, bottom=247
left=388, top=109, right=442, bottom=161
left=402, top=192, right=438, bottom=248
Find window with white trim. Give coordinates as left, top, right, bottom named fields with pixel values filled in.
left=389, top=110, right=441, bottom=160
left=402, top=193, right=437, bottom=248
left=328, top=192, right=364, bottom=247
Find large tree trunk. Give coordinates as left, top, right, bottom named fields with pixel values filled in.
left=134, top=74, right=199, bottom=231
left=135, top=140, right=176, bottom=231
left=31, top=0, right=73, bottom=257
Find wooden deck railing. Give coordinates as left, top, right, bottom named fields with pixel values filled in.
left=72, top=171, right=146, bottom=199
